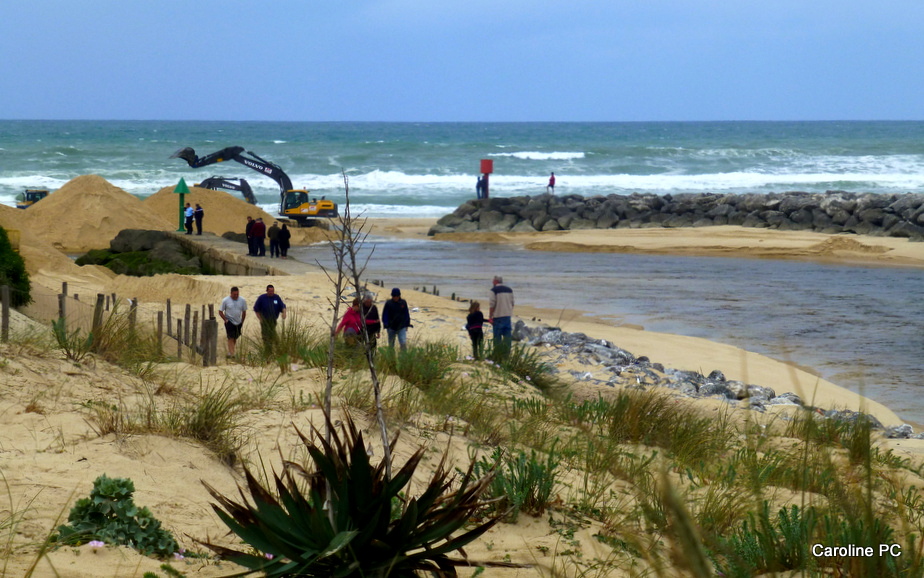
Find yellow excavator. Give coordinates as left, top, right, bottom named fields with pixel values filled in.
left=16, top=189, right=49, bottom=209
left=170, top=146, right=338, bottom=226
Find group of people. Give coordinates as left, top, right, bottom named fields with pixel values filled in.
left=335, top=287, right=412, bottom=351
left=184, top=203, right=204, bottom=235
left=217, top=276, right=514, bottom=361
left=475, top=172, right=555, bottom=200
left=218, top=284, right=288, bottom=357
left=464, top=276, right=515, bottom=359
left=245, top=217, right=291, bottom=258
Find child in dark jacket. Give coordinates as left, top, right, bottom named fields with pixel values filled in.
left=465, top=301, right=486, bottom=360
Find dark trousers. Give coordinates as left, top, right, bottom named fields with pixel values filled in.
left=256, top=237, right=266, bottom=256
left=195, top=218, right=203, bottom=235
left=247, top=237, right=256, bottom=255
left=185, top=217, right=193, bottom=234
left=269, top=239, right=280, bottom=257
left=469, top=329, right=484, bottom=359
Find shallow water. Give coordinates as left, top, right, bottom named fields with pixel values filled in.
left=295, top=239, right=924, bottom=423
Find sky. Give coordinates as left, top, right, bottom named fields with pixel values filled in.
left=2, top=1, right=923, bottom=122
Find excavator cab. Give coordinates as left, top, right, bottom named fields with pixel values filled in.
left=282, top=190, right=339, bottom=225
left=16, top=189, right=49, bottom=209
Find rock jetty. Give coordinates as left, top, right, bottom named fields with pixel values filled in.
left=428, top=191, right=924, bottom=240
left=511, top=320, right=921, bottom=439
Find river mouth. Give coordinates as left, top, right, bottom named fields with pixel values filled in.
left=294, top=236, right=924, bottom=424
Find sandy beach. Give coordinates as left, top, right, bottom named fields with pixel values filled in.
left=1, top=178, right=922, bottom=575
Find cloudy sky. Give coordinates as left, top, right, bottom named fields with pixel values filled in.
left=2, top=1, right=922, bottom=121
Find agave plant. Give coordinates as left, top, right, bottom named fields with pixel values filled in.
left=201, top=413, right=519, bottom=576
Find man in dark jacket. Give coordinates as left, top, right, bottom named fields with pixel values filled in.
left=251, top=218, right=267, bottom=256
left=253, top=284, right=286, bottom=355
left=381, top=287, right=410, bottom=350
left=245, top=216, right=256, bottom=256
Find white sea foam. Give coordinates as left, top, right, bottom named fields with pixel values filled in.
left=490, top=151, right=586, bottom=161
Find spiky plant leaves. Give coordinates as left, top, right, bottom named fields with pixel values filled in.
left=201, top=412, right=521, bottom=577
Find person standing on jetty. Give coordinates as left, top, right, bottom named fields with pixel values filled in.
left=194, top=204, right=204, bottom=235
left=253, top=284, right=286, bottom=355
left=547, top=172, right=556, bottom=193
left=278, top=223, right=291, bottom=258
left=466, top=301, right=486, bottom=360
left=489, top=276, right=515, bottom=353
left=267, top=221, right=281, bottom=258
left=184, top=203, right=194, bottom=235
left=251, top=218, right=267, bottom=256
left=218, top=286, right=246, bottom=358
left=476, top=176, right=485, bottom=199
left=245, top=216, right=255, bottom=256
left=382, top=287, right=411, bottom=351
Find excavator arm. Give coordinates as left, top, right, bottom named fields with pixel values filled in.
left=171, top=145, right=338, bottom=224
left=195, top=176, right=257, bottom=205
left=171, top=146, right=294, bottom=197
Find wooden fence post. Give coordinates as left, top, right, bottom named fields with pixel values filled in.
left=177, top=320, right=183, bottom=359
left=58, top=293, right=66, bottom=325
left=184, top=305, right=191, bottom=345
left=92, top=294, right=105, bottom=337
left=1, top=285, right=9, bottom=343
left=209, top=319, right=218, bottom=366
left=157, top=311, right=164, bottom=357
left=166, top=299, right=172, bottom=336
left=129, top=297, right=138, bottom=333
left=192, top=310, right=199, bottom=353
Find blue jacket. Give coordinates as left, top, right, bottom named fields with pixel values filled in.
left=382, top=298, right=410, bottom=330
left=253, top=293, right=286, bottom=321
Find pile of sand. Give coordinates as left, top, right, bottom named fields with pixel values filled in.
left=143, top=185, right=279, bottom=237
left=0, top=204, right=84, bottom=275
left=24, top=175, right=174, bottom=253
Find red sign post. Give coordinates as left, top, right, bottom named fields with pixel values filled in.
left=479, top=159, right=493, bottom=199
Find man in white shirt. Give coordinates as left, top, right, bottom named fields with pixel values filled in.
left=218, top=286, right=247, bottom=358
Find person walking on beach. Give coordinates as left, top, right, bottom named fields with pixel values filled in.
left=253, top=284, right=286, bottom=355
left=466, top=301, right=487, bottom=360
left=267, top=221, right=281, bottom=258
left=251, top=218, right=267, bottom=257
left=547, top=172, right=556, bottom=194
left=184, top=203, right=194, bottom=235
left=245, top=216, right=256, bottom=256
left=194, top=204, right=204, bottom=235
left=382, top=287, right=411, bottom=351
left=361, top=292, right=381, bottom=351
left=278, top=223, right=291, bottom=258
left=489, top=276, right=515, bottom=354
left=335, top=297, right=364, bottom=346
left=218, top=286, right=247, bottom=358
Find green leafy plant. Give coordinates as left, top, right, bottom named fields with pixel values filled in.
left=378, top=343, right=457, bottom=390
left=474, top=445, right=560, bottom=523
left=201, top=413, right=519, bottom=576
left=51, top=318, right=94, bottom=362
left=0, top=226, right=30, bottom=307
left=54, top=474, right=179, bottom=558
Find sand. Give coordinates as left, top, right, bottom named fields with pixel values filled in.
left=1, top=180, right=921, bottom=576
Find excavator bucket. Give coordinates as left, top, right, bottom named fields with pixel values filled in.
left=170, top=147, right=197, bottom=165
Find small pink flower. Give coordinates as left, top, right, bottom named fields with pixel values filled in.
left=88, top=540, right=105, bottom=550
left=174, top=552, right=185, bottom=560
left=265, top=553, right=275, bottom=560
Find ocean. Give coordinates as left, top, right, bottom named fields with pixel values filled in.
left=4, top=120, right=924, bottom=216
left=2, top=120, right=922, bottom=422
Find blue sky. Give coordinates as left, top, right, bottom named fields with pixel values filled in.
left=2, top=1, right=923, bottom=121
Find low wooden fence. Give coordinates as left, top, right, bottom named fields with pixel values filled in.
left=3, top=283, right=220, bottom=367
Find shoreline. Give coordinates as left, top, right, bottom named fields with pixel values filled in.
left=368, top=218, right=924, bottom=269
left=364, top=217, right=920, bottom=428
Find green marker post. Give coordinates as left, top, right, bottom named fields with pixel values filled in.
left=174, top=178, right=190, bottom=232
